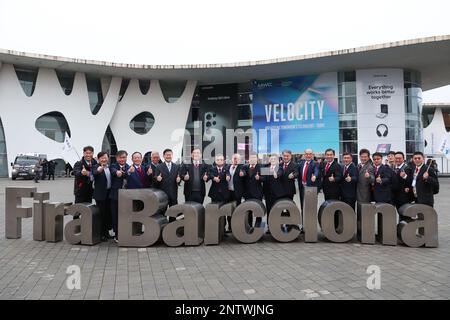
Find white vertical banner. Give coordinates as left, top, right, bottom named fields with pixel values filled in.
left=61, top=132, right=80, bottom=166
left=356, top=69, right=406, bottom=154
left=438, top=133, right=450, bottom=160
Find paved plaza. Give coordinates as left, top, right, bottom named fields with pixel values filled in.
left=0, top=177, right=449, bottom=300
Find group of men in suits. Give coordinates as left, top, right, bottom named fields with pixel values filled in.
left=73, top=145, right=439, bottom=243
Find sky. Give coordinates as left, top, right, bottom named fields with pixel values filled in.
left=0, top=0, right=449, bottom=101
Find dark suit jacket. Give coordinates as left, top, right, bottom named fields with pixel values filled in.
left=408, top=165, right=439, bottom=206
left=92, top=164, right=111, bottom=201
left=126, top=164, right=150, bottom=189
left=298, top=160, right=320, bottom=190
left=147, top=162, right=160, bottom=188
left=279, top=161, right=298, bottom=197
left=208, top=165, right=231, bottom=202
left=373, top=164, right=393, bottom=203
left=180, top=162, right=209, bottom=198
left=339, top=162, right=358, bottom=199
left=262, top=164, right=285, bottom=199
left=73, top=157, right=97, bottom=198
left=110, top=162, right=130, bottom=200
left=228, top=164, right=246, bottom=200
left=243, top=164, right=264, bottom=200
left=392, top=163, right=413, bottom=207
left=320, top=160, right=342, bottom=199
left=154, top=162, right=180, bottom=203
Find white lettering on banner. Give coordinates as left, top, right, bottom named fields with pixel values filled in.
left=264, top=100, right=325, bottom=123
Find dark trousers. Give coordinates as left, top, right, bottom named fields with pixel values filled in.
left=110, top=199, right=119, bottom=237
left=48, top=173, right=55, bottom=180
left=96, top=192, right=111, bottom=237
left=341, top=197, right=356, bottom=210
left=226, top=192, right=242, bottom=231
left=167, top=197, right=178, bottom=222
left=245, top=197, right=263, bottom=227
left=186, top=191, right=204, bottom=204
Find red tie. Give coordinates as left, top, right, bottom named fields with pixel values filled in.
left=415, top=167, right=419, bottom=175
left=284, top=163, right=288, bottom=171
left=375, top=166, right=379, bottom=176
left=303, top=161, right=309, bottom=183
left=325, top=162, right=330, bottom=174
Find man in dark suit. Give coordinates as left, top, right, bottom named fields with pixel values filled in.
left=227, top=153, right=246, bottom=233
left=392, top=151, right=413, bottom=210
left=208, top=154, right=231, bottom=203
left=148, top=151, right=162, bottom=187
left=154, top=149, right=181, bottom=221
left=320, top=148, right=342, bottom=200
left=279, top=150, right=298, bottom=200
left=372, top=152, right=394, bottom=204
left=93, top=151, right=112, bottom=242
left=110, top=150, right=130, bottom=242
left=409, top=151, right=439, bottom=207
left=73, top=146, right=97, bottom=204
left=298, top=148, right=320, bottom=210
left=126, top=151, right=150, bottom=189
left=357, top=149, right=375, bottom=204
left=243, top=154, right=264, bottom=226
left=339, top=152, right=358, bottom=210
left=180, top=148, right=209, bottom=204
left=262, top=154, right=284, bottom=233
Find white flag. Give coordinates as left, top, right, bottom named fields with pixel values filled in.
left=62, top=132, right=79, bottom=166
left=63, top=132, right=73, bottom=153
left=438, top=133, right=450, bottom=160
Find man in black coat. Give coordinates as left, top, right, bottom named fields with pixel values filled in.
left=409, top=151, right=439, bottom=207
left=279, top=150, right=298, bottom=199
left=180, top=148, right=209, bottom=204
left=339, top=152, right=358, bottom=210
left=154, top=149, right=181, bottom=221
left=227, top=153, right=246, bottom=233
left=109, top=150, right=130, bottom=242
left=93, top=151, right=113, bottom=241
left=243, top=154, right=264, bottom=226
left=147, top=151, right=162, bottom=188
left=73, top=146, right=97, bottom=204
left=320, top=148, right=342, bottom=200
left=392, top=151, right=413, bottom=210
left=262, top=154, right=284, bottom=231
left=208, top=154, right=231, bottom=203
left=372, top=152, right=394, bottom=204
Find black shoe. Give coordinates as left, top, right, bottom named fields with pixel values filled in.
left=265, top=230, right=271, bottom=235
left=101, top=236, right=108, bottom=242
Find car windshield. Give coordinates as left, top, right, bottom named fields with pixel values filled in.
left=15, top=157, right=39, bottom=166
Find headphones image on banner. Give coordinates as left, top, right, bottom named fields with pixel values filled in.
left=376, top=124, right=389, bottom=137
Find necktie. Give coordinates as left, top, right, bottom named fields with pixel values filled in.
left=284, top=163, right=288, bottom=171
left=415, top=167, right=419, bottom=175
left=344, top=165, right=348, bottom=177
left=325, top=162, right=330, bottom=174
left=167, top=162, right=171, bottom=172
left=375, top=166, right=379, bottom=176
left=303, top=161, right=309, bottom=183
left=250, top=165, right=254, bottom=176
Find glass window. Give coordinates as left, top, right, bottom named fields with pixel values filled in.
left=160, top=80, right=187, bottom=103
left=35, top=112, right=71, bottom=142
left=139, top=79, right=151, bottom=95
left=238, top=105, right=252, bottom=120
left=86, top=76, right=104, bottom=115
left=339, top=97, right=357, bottom=114
left=14, top=65, right=38, bottom=97
left=56, top=70, right=75, bottom=95
left=119, top=79, right=130, bottom=101
left=340, top=128, right=357, bottom=141
left=130, top=112, right=155, bottom=135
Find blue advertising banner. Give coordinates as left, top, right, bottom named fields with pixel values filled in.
left=252, top=72, right=339, bottom=154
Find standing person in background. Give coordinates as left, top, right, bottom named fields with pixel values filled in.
left=73, top=146, right=97, bottom=204
left=357, top=148, right=375, bottom=204
left=65, top=161, right=73, bottom=177
left=392, top=151, right=412, bottom=210
left=42, top=159, right=48, bottom=180
left=340, top=152, right=358, bottom=210
left=409, top=151, right=439, bottom=207
left=320, top=148, right=342, bottom=200
left=154, top=149, right=181, bottom=221
left=243, top=154, right=264, bottom=227
left=110, top=150, right=130, bottom=243
left=93, top=152, right=112, bottom=242
left=387, top=151, right=396, bottom=170
left=372, top=152, right=394, bottom=204
left=227, top=153, right=246, bottom=233
left=47, top=160, right=56, bottom=180
left=279, top=150, right=298, bottom=200
left=34, top=160, right=43, bottom=183
left=180, top=148, right=209, bottom=204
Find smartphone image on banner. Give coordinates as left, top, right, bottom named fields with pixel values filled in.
left=377, top=104, right=388, bottom=119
